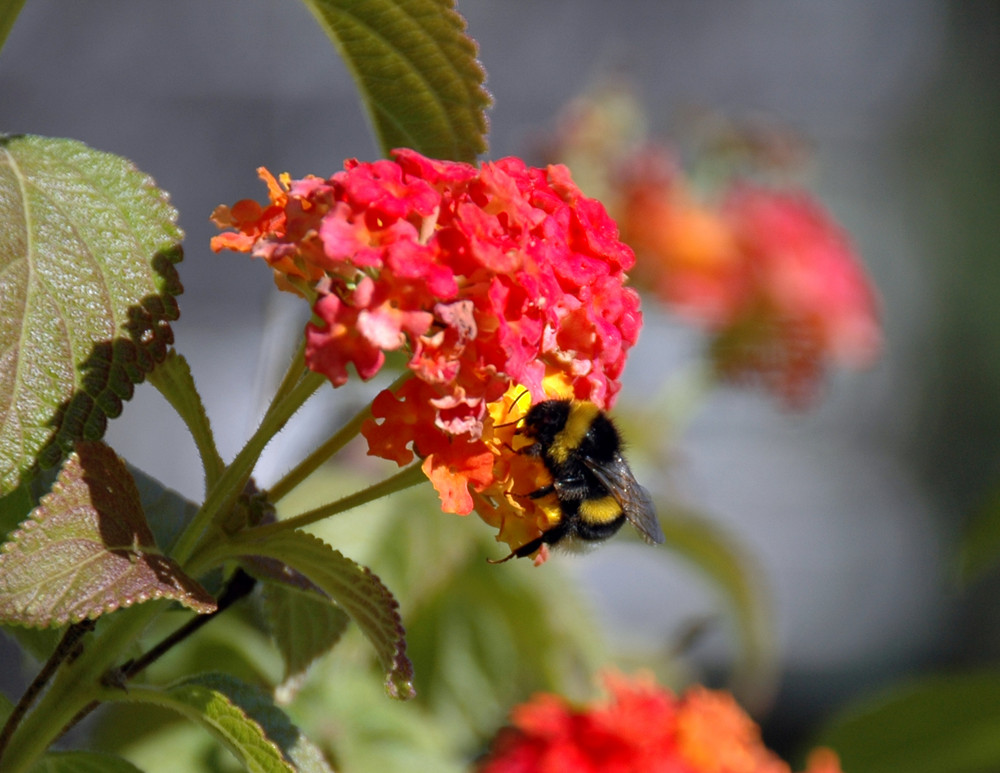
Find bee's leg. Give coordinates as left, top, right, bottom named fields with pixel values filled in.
left=487, top=533, right=546, bottom=564
left=527, top=483, right=556, bottom=499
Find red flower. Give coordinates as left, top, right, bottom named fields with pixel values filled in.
left=212, top=150, right=642, bottom=528
left=619, top=150, right=880, bottom=406
left=479, top=671, right=844, bottom=773
left=716, top=187, right=880, bottom=404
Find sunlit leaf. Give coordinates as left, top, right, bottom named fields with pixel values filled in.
left=118, top=673, right=333, bottom=773
left=814, top=670, right=1000, bottom=773
left=239, top=529, right=414, bottom=699
left=301, top=0, right=491, bottom=161
left=31, top=751, right=145, bottom=773
left=0, top=135, right=183, bottom=495
left=0, top=442, right=214, bottom=627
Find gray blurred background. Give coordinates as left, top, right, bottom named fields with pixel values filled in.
left=4, top=0, right=1000, bottom=755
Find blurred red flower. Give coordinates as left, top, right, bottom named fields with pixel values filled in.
left=620, top=149, right=880, bottom=406
left=479, top=671, right=843, bottom=773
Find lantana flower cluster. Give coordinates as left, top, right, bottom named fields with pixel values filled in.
left=211, top=149, right=641, bottom=553
left=542, top=87, right=880, bottom=406
left=619, top=152, right=880, bottom=405
left=478, top=671, right=844, bottom=773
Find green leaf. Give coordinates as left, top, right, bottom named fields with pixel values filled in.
left=657, top=504, right=777, bottom=709
left=0, top=135, right=183, bottom=495
left=127, top=464, right=199, bottom=557
left=146, top=351, right=224, bottom=490
left=116, top=673, right=333, bottom=773
left=0, top=688, right=12, bottom=723
left=30, top=750, right=145, bottom=773
left=239, top=529, right=415, bottom=699
left=356, top=493, right=605, bottom=741
left=0, top=622, right=61, bottom=662
left=262, top=580, right=351, bottom=683
left=959, top=488, right=1000, bottom=585
left=301, top=0, right=491, bottom=162
left=0, top=478, right=33, bottom=542
left=0, top=0, right=28, bottom=58
left=0, top=442, right=215, bottom=627
left=815, top=670, right=1000, bottom=773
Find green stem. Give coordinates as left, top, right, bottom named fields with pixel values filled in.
left=267, top=403, right=372, bottom=504
left=267, top=401, right=371, bottom=504
left=52, top=570, right=260, bottom=742
left=268, top=335, right=308, bottom=408
left=0, top=621, right=94, bottom=767
left=0, top=341, right=325, bottom=772
left=267, top=370, right=412, bottom=504
left=238, top=463, right=427, bottom=545
left=170, top=368, right=326, bottom=566
left=0, top=604, right=165, bottom=773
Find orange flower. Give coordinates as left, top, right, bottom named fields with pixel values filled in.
left=470, top=383, right=565, bottom=561
left=620, top=160, right=747, bottom=327
left=212, top=151, right=643, bottom=527
left=479, top=671, right=844, bottom=773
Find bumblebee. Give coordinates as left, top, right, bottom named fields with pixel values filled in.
left=492, top=399, right=665, bottom=562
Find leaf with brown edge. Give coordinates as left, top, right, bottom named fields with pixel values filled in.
left=0, top=441, right=215, bottom=627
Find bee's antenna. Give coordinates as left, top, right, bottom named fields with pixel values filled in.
left=492, top=389, right=531, bottom=430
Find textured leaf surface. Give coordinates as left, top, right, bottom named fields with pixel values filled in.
left=263, top=579, right=351, bottom=682
left=302, top=0, right=491, bottom=162
left=31, top=751, right=145, bottom=773
left=241, top=529, right=414, bottom=699
left=0, top=134, right=183, bottom=495
left=816, top=670, right=1000, bottom=773
left=0, top=441, right=215, bottom=627
left=123, top=673, right=333, bottom=773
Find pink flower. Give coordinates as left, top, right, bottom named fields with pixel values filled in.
left=212, top=150, right=643, bottom=524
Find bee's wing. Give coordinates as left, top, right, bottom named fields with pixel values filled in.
left=585, top=454, right=665, bottom=545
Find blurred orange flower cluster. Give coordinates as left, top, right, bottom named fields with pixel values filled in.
left=620, top=155, right=880, bottom=405
left=479, top=671, right=843, bottom=773
left=544, top=88, right=880, bottom=406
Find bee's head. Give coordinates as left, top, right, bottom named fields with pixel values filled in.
left=520, top=399, right=572, bottom=444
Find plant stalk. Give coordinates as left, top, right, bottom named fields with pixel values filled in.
left=241, top=462, right=427, bottom=543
